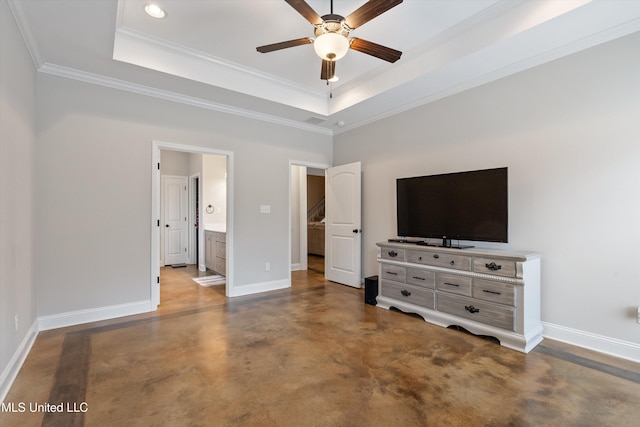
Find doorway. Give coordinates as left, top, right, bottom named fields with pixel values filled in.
left=289, top=161, right=330, bottom=277
left=152, top=141, right=234, bottom=307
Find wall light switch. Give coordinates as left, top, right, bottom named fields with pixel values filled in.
left=260, top=205, right=271, bottom=214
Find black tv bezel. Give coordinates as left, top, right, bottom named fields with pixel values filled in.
left=395, top=167, right=508, bottom=248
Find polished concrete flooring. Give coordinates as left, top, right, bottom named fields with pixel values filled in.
left=2, top=255, right=639, bottom=426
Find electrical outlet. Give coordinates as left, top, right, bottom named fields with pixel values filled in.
left=265, top=262, right=270, bottom=272
left=260, top=205, right=271, bottom=214
left=14, top=314, right=19, bottom=332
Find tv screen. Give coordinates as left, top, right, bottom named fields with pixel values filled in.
left=396, top=167, right=508, bottom=246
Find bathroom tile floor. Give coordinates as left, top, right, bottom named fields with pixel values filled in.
left=2, top=259, right=639, bottom=426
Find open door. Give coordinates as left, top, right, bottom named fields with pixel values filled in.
left=325, top=162, right=362, bottom=288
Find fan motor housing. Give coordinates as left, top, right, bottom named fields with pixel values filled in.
left=315, top=14, right=351, bottom=37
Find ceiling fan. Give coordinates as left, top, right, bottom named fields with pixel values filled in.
left=256, top=0, right=403, bottom=82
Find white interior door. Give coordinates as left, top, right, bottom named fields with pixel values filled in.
left=325, top=162, right=362, bottom=288
left=163, top=176, right=188, bottom=266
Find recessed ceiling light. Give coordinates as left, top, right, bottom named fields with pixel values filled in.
left=144, top=3, right=166, bottom=19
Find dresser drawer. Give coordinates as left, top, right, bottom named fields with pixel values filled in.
left=381, top=247, right=405, bottom=261
left=473, top=257, right=516, bottom=277
left=214, top=232, right=226, bottom=243
left=406, top=268, right=435, bottom=289
left=408, top=250, right=471, bottom=271
left=381, top=281, right=435, bottom=310
left=381, top=264, right=406, bottom=282
left=437, top=293, right=515, bottom=331
left=473, top=278, right=515, bottom=306
left=436, top=273, right=472, bottom=296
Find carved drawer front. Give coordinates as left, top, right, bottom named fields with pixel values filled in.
left=381, top=247, right=406, bottom=261
left=437, top=293, right=515, bottom=331
left=407, top=250, right=471, bottom=271
left=436, top=273, right=472, bottom=296
left=473, top=278, right=515, bottom=306
left=473, top=257, right=516, bottom=277
left=381, top=281, right=435, bottom=310
left=406, top=268, right=435, bottom=289
left=381, top=264, right=406, bottom=282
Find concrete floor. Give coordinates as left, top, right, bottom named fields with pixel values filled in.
left=2, top=256, right=639, bottom=426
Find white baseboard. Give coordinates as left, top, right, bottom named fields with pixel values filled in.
left=38, top=300, right=154, bottom=331
left=0, top=320, right=39, bottom=402
left=291, top=263, right=302, bottom=271
left=229, top=279, right=289, bottom=297
left=542, top=322, right=640, bottom=363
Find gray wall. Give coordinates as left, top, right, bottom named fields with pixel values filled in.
left=35, top=73, right=332, bottom=316
left=0, top=0, right=37, bottom=394
left=334, top=33, right=640, bottom=348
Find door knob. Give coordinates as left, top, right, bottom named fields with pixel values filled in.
left=165, top=224, right=170, bottom=228
left=352, top=229, right=362, bottom=234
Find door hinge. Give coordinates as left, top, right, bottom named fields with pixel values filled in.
left=157, top=162, right=160, bottom=170
left=157, top=276, right=160, bottom=284
left=157, top=219, right=160, bottom=227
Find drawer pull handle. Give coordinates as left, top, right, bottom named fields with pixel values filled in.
left=482, top=289, right=502, bottom=295
left=450, top=260, right=455, bottom=265
left=412, top=276, right=425, bottom=281
left=465, top=305, right=480, bottom=314
left=388, top=251, right=398, bottom=257
left=401, top=289, right=411, bottom=297
left=387, top=272, right=398, bottom=275
left=485, top=262, right=502, bottom=271
left=444, top=282, right=460, bottom=287
left=433, top=254, right=440, bottom=259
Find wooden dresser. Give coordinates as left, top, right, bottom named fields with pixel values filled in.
left=376, top=242, right=542, bottom=353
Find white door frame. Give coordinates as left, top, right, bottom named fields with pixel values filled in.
left=288, top=160, right=331, bottom=279
left=152, top=141, right=234, bottom=307
left=188, top=173, right=201, bottom=268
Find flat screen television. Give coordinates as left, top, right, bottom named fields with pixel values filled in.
left=396, top=167, right=508, bottom=248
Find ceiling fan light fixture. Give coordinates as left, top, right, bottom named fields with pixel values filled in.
left=313, top=33, right=349, bottom=61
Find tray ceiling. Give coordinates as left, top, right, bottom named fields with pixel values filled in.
left=9, top=0, right=640, bottom=134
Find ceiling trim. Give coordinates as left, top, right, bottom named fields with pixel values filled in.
left=6, top=0, right=44, bottom=68
left=37, top=63, right=333, bottom=136
left=334, top=7, right=640, bottom=135
left=113, top=26, right=331, bottom=116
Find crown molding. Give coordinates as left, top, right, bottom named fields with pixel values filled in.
left=6, top=0, right=44, bottom=68
left=335, top=3, right=640, bottom=135
left=113, top=26, right=331, bottom=116
left=37, top=63, right=333, bottom=136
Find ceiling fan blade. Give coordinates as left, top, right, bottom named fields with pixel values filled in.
left=256, top=37, right=313, bottom=53
left=284, top=0, right=323, bottom=25
left=345, top=0, right=403, bottom=29
left=349, top=38, right=402, bottom=63
left=320, top=60, right=336, bottom=81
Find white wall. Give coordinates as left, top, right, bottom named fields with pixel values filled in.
left=334, top=33, right=640, bottom=359
left=35, top=73, right=332, bottom=317
left=202, top=154, right=227, bottom=229
left=0, top=0, right=38, bottom=398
